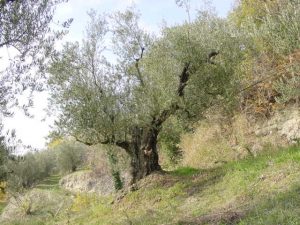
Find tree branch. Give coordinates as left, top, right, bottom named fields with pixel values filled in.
left=177, top=62, right=191, bottom=97
left=134, top=47, right=145, bottom=86
left=115, top=140, right=131, bottom=152
left=74, top=136, right=131, bottom=152
left=153, top=62, right=191, bottom=128
left=154, top=103, right=179, bottom=128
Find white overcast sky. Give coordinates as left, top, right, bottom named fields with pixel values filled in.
left=2, top=0, right=235, bottom=152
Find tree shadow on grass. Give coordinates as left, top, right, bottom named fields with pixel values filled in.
left=169, top=166, right=227, bottom=197
left=177, top=182, right=300, bottom=225
left=238, top=184, right=300, bottom=225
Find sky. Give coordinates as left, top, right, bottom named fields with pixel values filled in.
left=2, top=0, right=235, bottom=152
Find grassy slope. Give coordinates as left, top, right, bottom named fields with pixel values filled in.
left=35, top=175, right=61, bottom=190
left=3, top=144, right=300, bottom=225
left=0, top=202, right=6, bottom=214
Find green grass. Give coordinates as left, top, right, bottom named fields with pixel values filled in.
left=2, top=144, right=300, bottom=225
left=239, top=185, right=300, bottom=225
left=171, top=166, right=200, bottom=176
left=0, top=202, right=6, bottom=214
left=35, top=175, right=61, bottom=190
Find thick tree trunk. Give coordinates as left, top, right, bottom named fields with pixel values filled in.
left=74, top=62, right=191, bottom=184
left=129, top=126, right=162, bottom=184
left=127, top=62, right=191, bottom=183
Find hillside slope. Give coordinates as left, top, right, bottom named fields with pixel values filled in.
left=1, top=145, right=300, bottom=225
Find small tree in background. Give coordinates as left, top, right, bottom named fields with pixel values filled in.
left=7, top=153, right=40, bottom=190
left=5, top=149, right=57, bottom=192
left=0, top=136, right=8, bottom=180
left=56, top=141, right=85, bottom=174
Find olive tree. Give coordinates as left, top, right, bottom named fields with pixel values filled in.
left=0, top=1, right=70, bottom=178
left=48, top=9, right=243, bottom=183
left=0, top=0, right=70, bottom=116
left=56, top=140, right=85, bottom=173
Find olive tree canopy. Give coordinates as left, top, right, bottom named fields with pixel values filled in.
left=49, top=8, right=243, bottom=183
left=0, top=0, right=71, bottom=116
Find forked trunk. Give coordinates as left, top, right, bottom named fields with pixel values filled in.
left=110, top=62, right=191, bottom=184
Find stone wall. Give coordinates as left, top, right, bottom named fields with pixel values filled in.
left=181, top=106, right=299, bottom=168
left=254, top=107, right=300, bottom=144
left=59, top=169, right=132, bottom=195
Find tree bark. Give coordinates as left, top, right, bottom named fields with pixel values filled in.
left=128, top=125, right=162, bottom=184
left=128, top=62, right=191, bottom=183
left=75, top=62, right=191, bottom=184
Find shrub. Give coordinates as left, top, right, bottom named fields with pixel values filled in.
left=0, top=137, right=8, bottom=183
left=158, top=116, right=185, bottom=168
left=231, top=0, right=300, bottom=117
left=56, top=141, right=86, bottom=174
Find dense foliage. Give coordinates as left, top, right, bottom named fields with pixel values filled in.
left=56, top=140, right=86, bottom=173
left=231, top=0, right=300, bottom=116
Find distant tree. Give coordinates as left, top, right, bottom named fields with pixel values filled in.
left=0, top=127, right=18, bottom=189
left=0, top=135, right=8, bottom=186
left=6, top=149, right=57, bottom=191
left=56, top=140, right=85, bottom=173
left=48, top=9, right=243, bottom=183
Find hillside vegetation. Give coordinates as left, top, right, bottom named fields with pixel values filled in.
left=1, top=144, right=300, bottom=224
left=0, top=0, right=300, bottom=224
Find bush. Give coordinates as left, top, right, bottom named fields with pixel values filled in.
left=0, top=137, right=8, bottom=183
left=230, top=0, right=300, bottom=117
left=7, top=154, right=39, bottom=191
left=56, top=141, right=86, bottom=174
left=158, top=116, right=185, bottom=168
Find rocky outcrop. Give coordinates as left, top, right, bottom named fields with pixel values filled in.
left=254, top=107, right=300, bottom=143
left=59, top=170, right=132, bottom=195
left=59, top=170, right=115, bottom=195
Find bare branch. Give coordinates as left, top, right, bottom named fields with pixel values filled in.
left=134, top=47, right=145, bottom=86
left=74, top=135, right=131, bottom=152
left=177, top=62, right=191, bottom=97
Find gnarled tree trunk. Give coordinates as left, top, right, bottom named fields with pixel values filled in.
left=75, top=62, right=191, bottom=184
left=127, top=62, right=191, bottom=183
left=129, top=126, right=161, bottom=183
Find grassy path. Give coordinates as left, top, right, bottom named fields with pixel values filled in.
left=35, top=174, right=61, bottom=190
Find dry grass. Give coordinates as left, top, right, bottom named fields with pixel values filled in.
left=180, top=113, right=286, bottom=169
left=180, top=119, right=235, bottom=168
